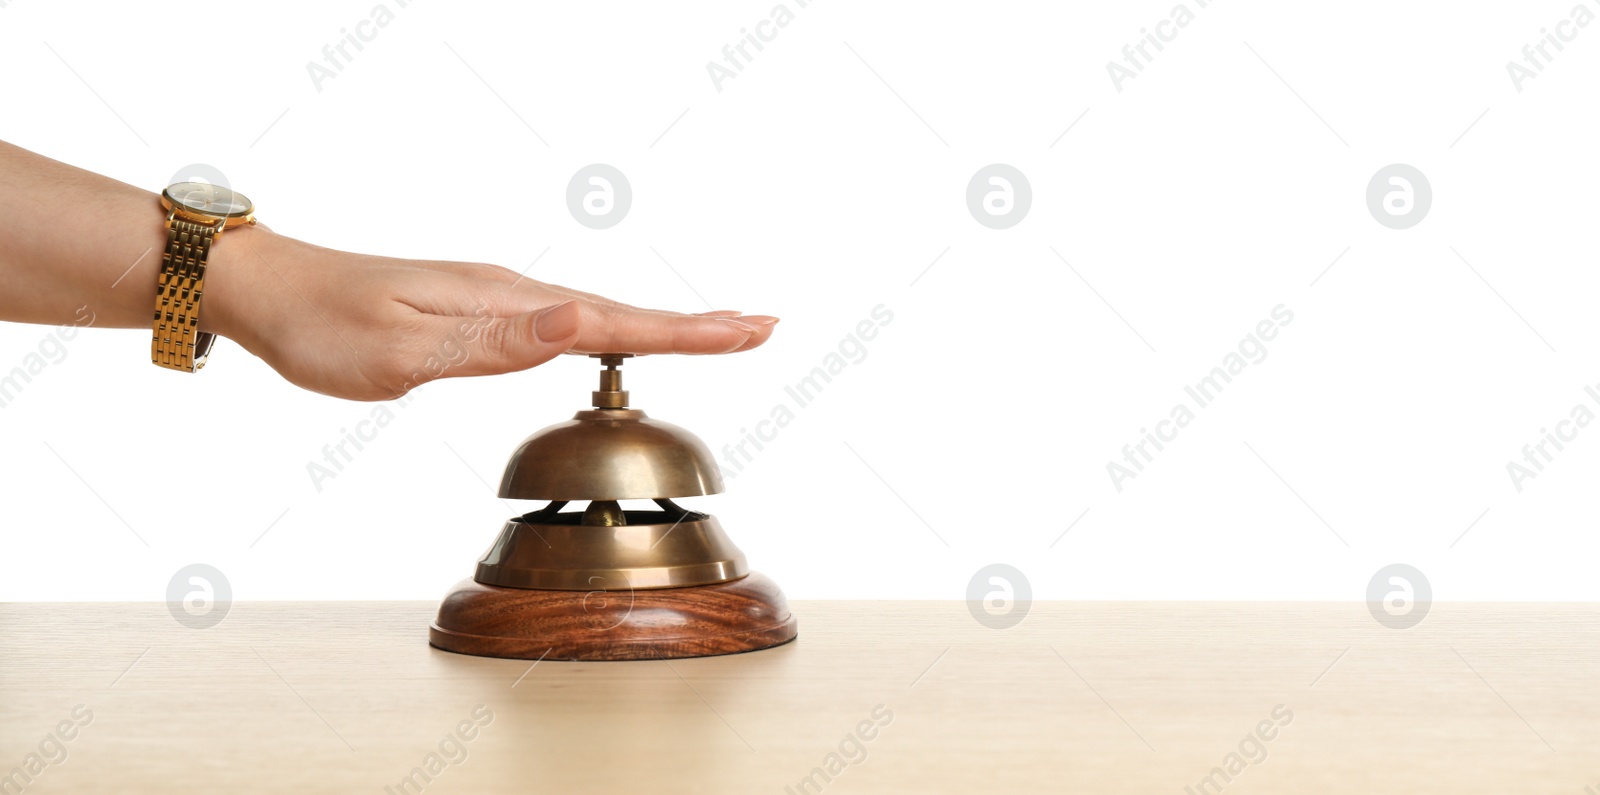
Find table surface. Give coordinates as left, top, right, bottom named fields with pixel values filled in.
left=2, top=601, right=1597, bottom=794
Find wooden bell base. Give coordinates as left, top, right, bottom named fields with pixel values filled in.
left=429, top=572, right=797, bottom=661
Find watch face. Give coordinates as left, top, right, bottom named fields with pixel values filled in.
left=164, top=182, right=253, bottom=218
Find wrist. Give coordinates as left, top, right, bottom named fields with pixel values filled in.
left=200, top=221, right=274, bottom=349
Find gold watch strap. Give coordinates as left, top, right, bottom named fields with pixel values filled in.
left=151, top=215, right=220, bottom=372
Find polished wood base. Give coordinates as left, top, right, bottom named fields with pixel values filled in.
left=429, top=572, right=798, bottom=661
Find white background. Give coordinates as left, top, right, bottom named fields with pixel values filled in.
left=1, top=1, right=1597, bottom=601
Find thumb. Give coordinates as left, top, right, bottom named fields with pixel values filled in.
left=439, top=300, right=581, bottom=379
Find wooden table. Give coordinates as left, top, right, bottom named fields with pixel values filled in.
left=2, top=601, right=1597, bottom=793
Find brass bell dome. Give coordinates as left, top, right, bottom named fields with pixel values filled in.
left=497, top=411, right=724, bottom=501
left=498, top=355, right=724, bottom=501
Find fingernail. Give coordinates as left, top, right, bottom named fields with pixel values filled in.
left=738, top=315, right=780, bottom=326
left=702, top=310, right=742, bottom=317
left=719, top=318, right=758, bottom=333
left=535, top=300, right=581, bottom=342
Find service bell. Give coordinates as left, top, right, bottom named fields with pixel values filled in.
left=429, top=355, right=797, bottom=661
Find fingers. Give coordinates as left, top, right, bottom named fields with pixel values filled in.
left=515, top=285, right=778, bottom=353
left=568, top=302, right=777, bottom=354
left=724, top=315, right=779, bottom=352
left=401, top=267, right=779, bottom=356
left=418, top=300, right=582, bottom=381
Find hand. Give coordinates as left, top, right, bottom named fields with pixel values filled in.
left=208, top=225, right=777, bottom=401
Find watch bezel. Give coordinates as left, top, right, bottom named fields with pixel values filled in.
left=161, top=181, right=255, bottom=225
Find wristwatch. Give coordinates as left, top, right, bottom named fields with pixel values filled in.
left=152, top=181, right=255, bottom=372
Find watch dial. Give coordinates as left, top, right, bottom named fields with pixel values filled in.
left=165, top=182, right=252, bottom=217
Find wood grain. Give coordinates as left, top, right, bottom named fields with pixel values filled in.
left=429, top=572, right=798, bottom=660
left=2, top=602, right=1598, bottom=794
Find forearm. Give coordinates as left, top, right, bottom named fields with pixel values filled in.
left=0, top=140, right=260, bottom=336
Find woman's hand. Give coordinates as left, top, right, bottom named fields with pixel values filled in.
left=207, top=225, right=777, bottom=401
left=0, top=141, right=774, bottom=402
